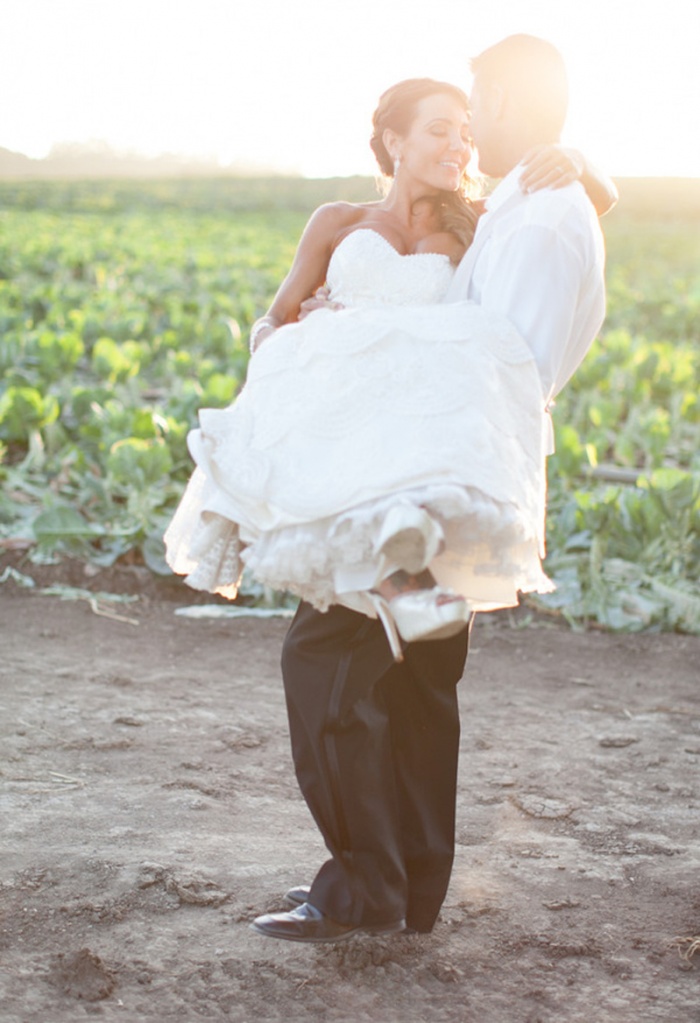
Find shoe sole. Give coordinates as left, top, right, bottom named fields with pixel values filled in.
left=249, top=919, right=406, bottom=943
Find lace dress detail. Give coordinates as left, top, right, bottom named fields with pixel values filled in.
left=326, top=229, right=455, bottom=307
left=164, top=229, right=553, bottom=611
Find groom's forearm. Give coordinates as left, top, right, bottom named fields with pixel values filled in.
left=577, top=153, right=619, bottom=216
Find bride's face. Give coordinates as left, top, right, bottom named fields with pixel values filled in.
left=396, top=93, right=471, bottom=192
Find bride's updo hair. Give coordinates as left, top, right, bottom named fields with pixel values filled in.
left=370, top=78, right=482, bottom=247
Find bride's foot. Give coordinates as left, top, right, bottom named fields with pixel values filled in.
left=370, top=570, right=471, bottom=662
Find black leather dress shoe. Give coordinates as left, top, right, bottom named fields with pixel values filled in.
left=250, top=902, right=405, bottom=943
left=284, top=884, right=310, bottom=908
left=284, top=888, right=427, bottom=936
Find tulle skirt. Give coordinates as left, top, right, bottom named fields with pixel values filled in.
left=164, top=302, right=554, bottom=613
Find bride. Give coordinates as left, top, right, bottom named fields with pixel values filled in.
left=164, top=77, right=615, bottom=658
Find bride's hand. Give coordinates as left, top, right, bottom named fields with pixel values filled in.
left=519, top=144, right=585, bottom=194
left=299, top=286, right=344, bottom=320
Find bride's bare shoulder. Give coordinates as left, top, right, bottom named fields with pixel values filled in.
left=304, top=201, right=382, bottom=249
left=311, top=201, right=381, bottom=228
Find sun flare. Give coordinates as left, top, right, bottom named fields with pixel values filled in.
left=2, top=0, right=698, bottom=178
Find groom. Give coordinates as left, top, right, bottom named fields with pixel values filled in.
left=251, top=34, right=606, bottom=942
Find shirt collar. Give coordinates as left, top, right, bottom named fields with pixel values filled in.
left=484, top=162, right=525, bottom=214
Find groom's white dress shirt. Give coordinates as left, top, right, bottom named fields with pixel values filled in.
left=334, top=167, right=606, bottom=607
left=446, top=164, right=606, bottom=406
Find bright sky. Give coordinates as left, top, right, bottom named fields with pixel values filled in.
left=3, top=0, right=699, bottom=177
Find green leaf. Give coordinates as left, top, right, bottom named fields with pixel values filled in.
left=107, top=437, right=173, bottom=486
left=0, top=386, right=60, bottom=441
left=32, top=505, right=105, bottom=541
left=141, top=533, right=171, bottom=575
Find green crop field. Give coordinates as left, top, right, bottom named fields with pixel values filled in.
left=0, top=176, right=698, bottom=632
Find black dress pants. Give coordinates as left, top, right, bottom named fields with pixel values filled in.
left=280, top=600, right=470, bottom=932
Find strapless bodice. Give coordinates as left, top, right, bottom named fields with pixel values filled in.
left=326, top=229, right=455, bottom=308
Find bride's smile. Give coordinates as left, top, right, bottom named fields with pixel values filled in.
left=384, top=92, right=472, bottom=196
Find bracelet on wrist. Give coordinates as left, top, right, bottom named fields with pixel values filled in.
left=249, top=317, right=277, bottom=353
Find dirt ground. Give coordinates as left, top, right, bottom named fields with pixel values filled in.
left=1, top=562, right=699, bottom=1023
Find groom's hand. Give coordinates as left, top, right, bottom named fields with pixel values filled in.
left=298, top=286, right=344, bottom=319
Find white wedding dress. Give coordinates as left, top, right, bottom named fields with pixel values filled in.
left=164, top=228, right=554, bottom=613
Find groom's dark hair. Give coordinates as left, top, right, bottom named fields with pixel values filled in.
left=471, top=34, right=568, bottom=141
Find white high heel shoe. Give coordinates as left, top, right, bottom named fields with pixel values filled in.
left=374, top=505, right=444, bottom=575
left=369, top=587, right=471, bottom=663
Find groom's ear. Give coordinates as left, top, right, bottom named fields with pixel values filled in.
left=487, top=83, right=507, bottom=121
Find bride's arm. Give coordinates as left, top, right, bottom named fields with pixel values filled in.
left=519, top=144, right=619, bottom=216
left=248, top=203, right=353, bottom=352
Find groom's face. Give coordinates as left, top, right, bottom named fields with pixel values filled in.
left=467, top=78, right=498, bottom=175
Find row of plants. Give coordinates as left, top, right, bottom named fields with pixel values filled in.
left=0, top=178, right=698, bottom=631
left=540, top=203, right=700, bottom=631
left=0, top=199, right=306, bottom=575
